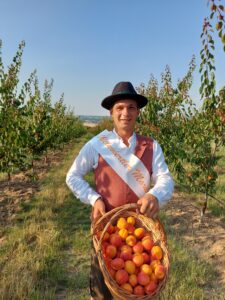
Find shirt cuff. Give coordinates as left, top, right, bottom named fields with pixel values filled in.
left=89, top=193, right=102, bottom=206
left=147, top=189, right=168, bottom=209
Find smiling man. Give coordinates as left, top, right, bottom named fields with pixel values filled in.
left=66, top=81, right=174, bottom=300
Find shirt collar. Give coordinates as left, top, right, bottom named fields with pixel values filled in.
left=112, top=129, right=136, bottom=148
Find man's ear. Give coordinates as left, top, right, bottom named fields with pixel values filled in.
left=110, top=108, right=113, bottom=116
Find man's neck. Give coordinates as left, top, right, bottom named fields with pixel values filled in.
left=114, top=128, right=134, bottom=146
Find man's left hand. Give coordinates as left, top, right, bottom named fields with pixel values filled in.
left=137, top=194, right=159, bottom=218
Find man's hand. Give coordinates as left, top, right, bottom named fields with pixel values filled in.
left=93, top=198, right=106, bottom=221
left=137, top=193, right=159, bottom=218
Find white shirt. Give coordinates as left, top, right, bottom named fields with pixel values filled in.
left=66, top=130, right=174, bottom=208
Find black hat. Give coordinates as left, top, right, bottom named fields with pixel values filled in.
left=101, top=81, right=148, bottom=110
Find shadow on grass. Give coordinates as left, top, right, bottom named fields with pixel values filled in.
left=53, top=191, right=92, bottom=296
left=57, top=195, right=92, bottom=233
left=30, top=194, right=92, bottom=298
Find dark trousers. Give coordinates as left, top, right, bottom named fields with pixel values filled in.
left=90, top=243, right=113, bottom=300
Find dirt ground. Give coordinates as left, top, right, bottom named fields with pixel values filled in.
left=1, top=146, right=225, bottom=295
left=165, top=192, right=225, bottom=288
left=0, top=144, right=73, bottom=231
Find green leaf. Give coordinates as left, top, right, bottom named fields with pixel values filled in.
left=222, top=34, right=225, bottom=44
left=209, top=52, right=214, bottom=59
left=216, top=22, right=223, bottom=31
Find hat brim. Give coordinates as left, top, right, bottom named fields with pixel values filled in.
left=101, top=93, right=148, bottom=110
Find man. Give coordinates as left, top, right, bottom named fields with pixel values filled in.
left=66, top=81, right=174, bottom=300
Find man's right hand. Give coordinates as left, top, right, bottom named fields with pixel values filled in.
left=93, top=198, right=105, bottom=221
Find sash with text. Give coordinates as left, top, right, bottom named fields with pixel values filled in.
left=90, top=130, right=150, bottom=198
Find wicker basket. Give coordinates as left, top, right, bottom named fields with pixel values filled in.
left=92, top=203, right=170, bottom=300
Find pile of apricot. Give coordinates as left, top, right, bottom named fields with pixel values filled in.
left=97, top=216, right=166, bottom=295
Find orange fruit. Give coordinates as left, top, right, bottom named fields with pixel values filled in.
left=118, top=228, right=128, bottom=240
left=127, top=216, right=136, bottom=225
left=117, top=217, right=128, bottom=229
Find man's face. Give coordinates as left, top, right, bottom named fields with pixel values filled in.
left=110, top=99, right=140, bottom=132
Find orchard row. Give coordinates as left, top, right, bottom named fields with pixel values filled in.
left=0, top=41, right=86, bottom=179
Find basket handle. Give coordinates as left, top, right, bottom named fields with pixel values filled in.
left=92, top=202, right=164, bottom=233
left=92, top=203, right=139, bottom=230
left=92, top=203, right=167, bottom=251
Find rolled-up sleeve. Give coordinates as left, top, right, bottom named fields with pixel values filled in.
left=148, top=140, right=174, bottom=208
left=66, top=142, right=101, bottom=206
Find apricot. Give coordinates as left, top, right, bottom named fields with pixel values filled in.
left=124, top=260, right=136, bottom=274
left=118, top=228, right=128, bottom=240
left=115, top=269, right=129, bottom=285
left=120, top=244, right=132, bottom=254
left=102, top=232, right=110, bottom=241
left=142, top=236, right=154, bottom=251
left=134, top=227, right=145, bottom=239
left=142, top=252, right=150, bottom=264
left=104, top=257, right=112, bottom=269
left=126, top=235, right=137, bottom=246
left=114, top=226, right=119, bottom=233
left=143, top=232, right=152, bottom=238
left=133, top=285, right=145, bottom=295
left=133, top=242, right=144, bottom=254
left=150, top=272, right=158, bottom=283
left=111, top=258, right=125, bottom=270
left=126, top=223, right=135, bottom=234
left=108, top=267, right=116, bottom=278
left=150, top=260, right=161, bottom=271
left=121, top=283, right=133, bottom=294
left=129, top=274, right=138, bottom=287
left=105, top=244, right=117, bottom=258
left=154, top=264, right=166, bottom=280
left=120, top=251, right=133, bottom=261
left=127, top=216, right=136, bottom=225
left=107, top=223, right=115, bottom=234
left=137, top=271, right=150, bottom=286
left=117, top=217, right=128, bottom=229
left=132, top=253, right=144, bottom=267
left=140, top=264, right=152, bottom=275
left=145, top=280, right=158, bottom=294
left=151, top=245, right=163, bottom=260
left=142, top=235, right=152, bottom=241
left=110, top=233, right=123, bottom=247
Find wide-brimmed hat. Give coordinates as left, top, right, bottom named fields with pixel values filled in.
left=101, top=81, right=148, bottom=110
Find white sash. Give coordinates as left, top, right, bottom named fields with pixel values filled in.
left=90, top=130, right=150, bottom=198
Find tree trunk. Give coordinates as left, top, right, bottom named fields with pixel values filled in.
left=200, top=192, right=208, bottom=222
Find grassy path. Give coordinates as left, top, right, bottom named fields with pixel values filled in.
left=0, top=136, right=92, bottom=299
left=0, top=136, right=224, bottom=299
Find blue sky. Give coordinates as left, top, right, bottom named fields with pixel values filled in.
left=0, top=0, right=224, bottom=116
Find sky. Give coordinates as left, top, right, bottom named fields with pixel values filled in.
left=0, top=0, right=225, bottom=116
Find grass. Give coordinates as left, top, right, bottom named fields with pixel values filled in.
left=0, top=135, right=225, bottom=299
left=0, top=136, right=91, bottom=299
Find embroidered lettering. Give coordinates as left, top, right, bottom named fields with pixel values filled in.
left=131, top=168, right=148, bottom=193
left=99, top=136, right=131, bottom=171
